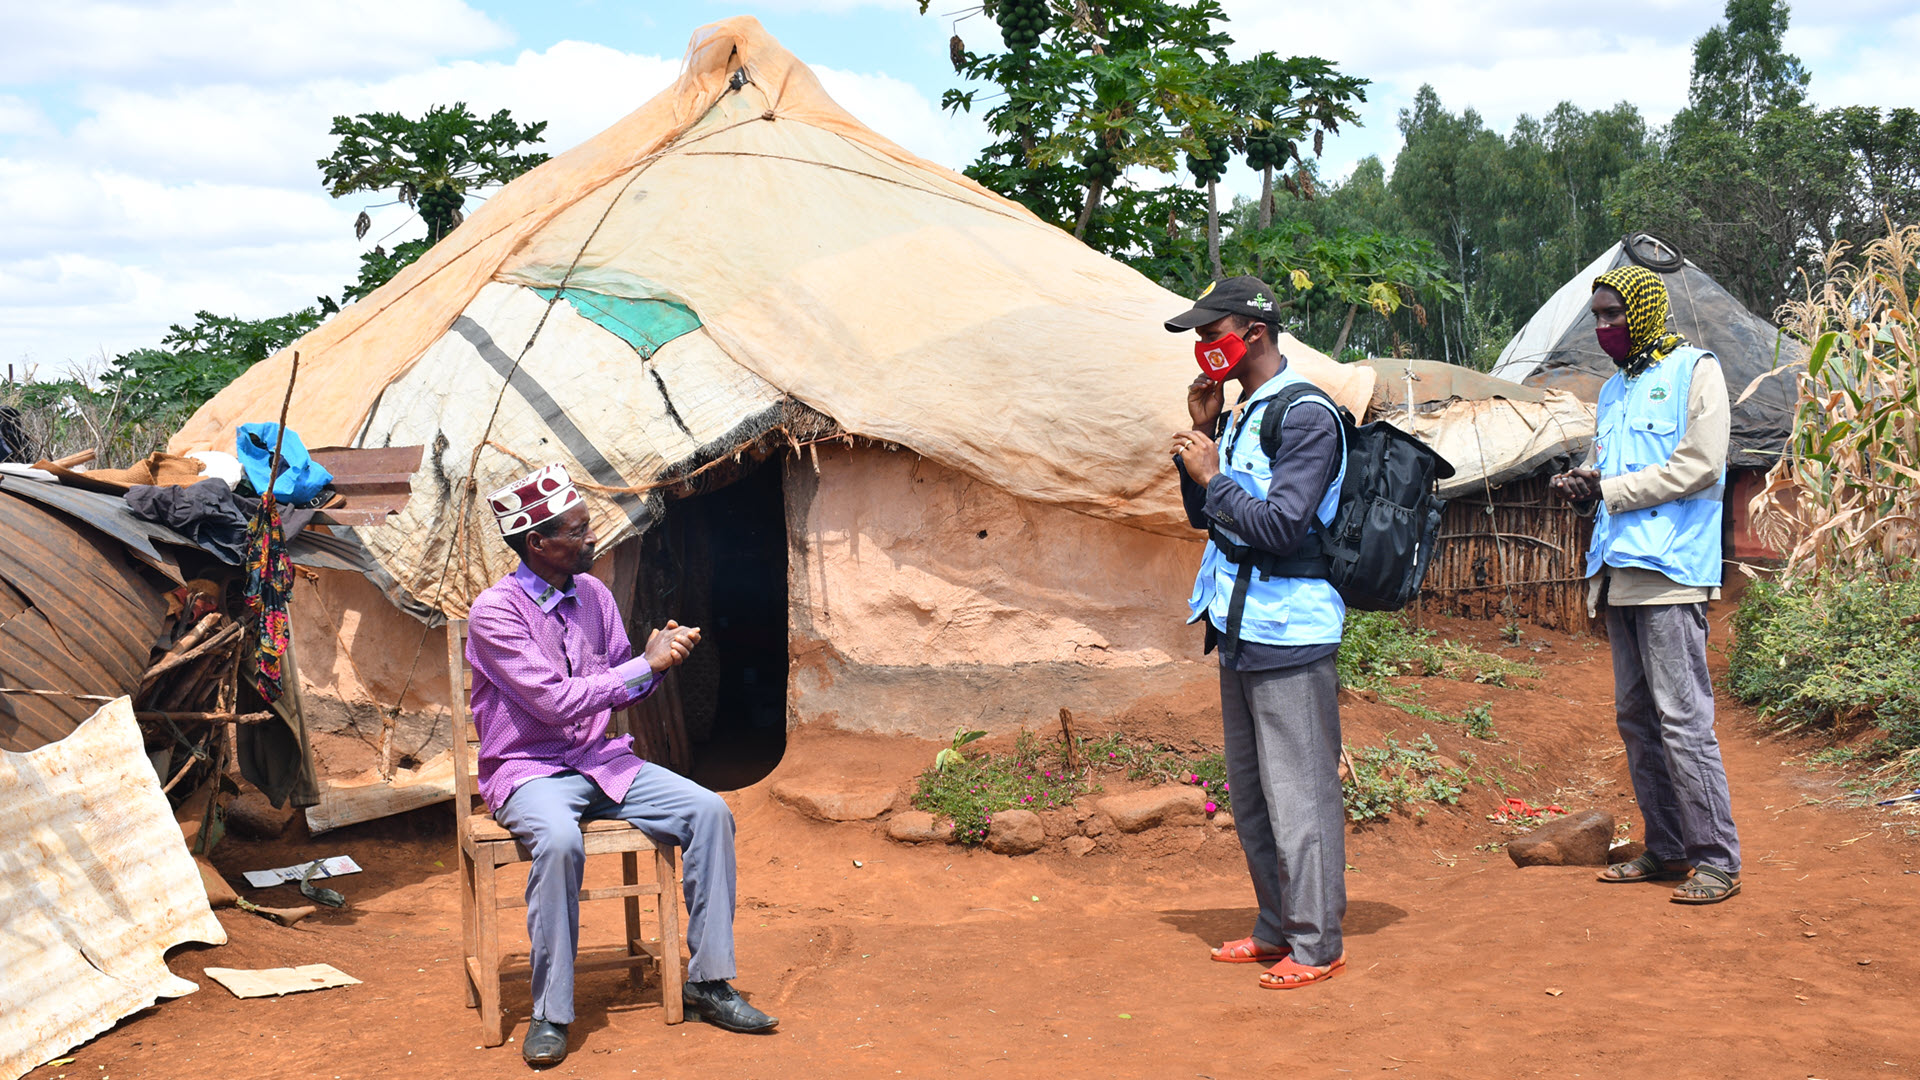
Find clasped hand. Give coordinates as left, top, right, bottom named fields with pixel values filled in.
left=643, top=620, right=702, bottom=673
left=1548, top=468, right=1601, bottom=502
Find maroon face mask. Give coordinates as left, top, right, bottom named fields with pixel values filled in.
left=1596, top=324, right=1634, bottom=363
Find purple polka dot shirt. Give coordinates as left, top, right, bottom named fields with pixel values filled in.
left=465, top=562, right=660, bottom=812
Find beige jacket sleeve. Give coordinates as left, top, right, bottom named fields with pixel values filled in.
left=1599, top=355, right=1730, bottom=513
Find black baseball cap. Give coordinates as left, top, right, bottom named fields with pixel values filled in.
left=1164, top=276, right=1282, bottom=332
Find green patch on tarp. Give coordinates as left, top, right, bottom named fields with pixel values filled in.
left=534, top=287, right=702, bottom=359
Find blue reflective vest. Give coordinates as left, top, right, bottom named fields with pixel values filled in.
left=1187, top=367, right=1347, bottom=646
left=1584, top=346, right=1724, bottom=587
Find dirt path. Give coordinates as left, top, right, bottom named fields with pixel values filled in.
left=30, top=610, right=1920, bottom=1080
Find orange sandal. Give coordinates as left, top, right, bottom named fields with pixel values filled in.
left=1258, top=954, right=1346, bottom=989
left=1211, top=936, right=1291, bottom=964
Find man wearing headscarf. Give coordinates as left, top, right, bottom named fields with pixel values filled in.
left=465, top=465, right=777, bottom=1067
left=1550, top=266, right=1742, bottom=904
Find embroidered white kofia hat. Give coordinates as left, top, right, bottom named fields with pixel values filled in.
left=485, top=464, right=582, bottom=536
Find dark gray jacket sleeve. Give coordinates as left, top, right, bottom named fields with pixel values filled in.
left=1200, top=401, right=1342, bottom=556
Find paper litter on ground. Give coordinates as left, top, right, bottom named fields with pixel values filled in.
left=203, top=964, right=362, bottom=999
left=241, top=855, right=362, bottom=889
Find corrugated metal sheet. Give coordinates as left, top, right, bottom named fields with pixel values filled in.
left=0, top=697, right=226, bottom=1080
left=0, top=475, right=190, bottom=582
left=308, top=445, right=424, bottom=527
left=0, top=487, right=170, bottom=752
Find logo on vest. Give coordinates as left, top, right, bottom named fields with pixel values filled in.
left=1649, top=385, right=1669, bottom=401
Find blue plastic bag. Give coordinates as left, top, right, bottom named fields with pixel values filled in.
left=236, top=422, right=333, bottom=505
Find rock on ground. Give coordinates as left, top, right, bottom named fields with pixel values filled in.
left=1061, top=836, right=1097, bottom=857
left=225, top=790, right=296, bottom=840
left=1097, top=785, right=1207, bottom=834
left=1508, top=809, right=1615, bottom=867
left=886, top=810, right=954, bottom=844
left=986, top=810, right=1045, bottom=855
left=771, top=778, right=901, bottom=822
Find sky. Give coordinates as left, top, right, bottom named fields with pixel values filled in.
left=3, top=0, right=1917, bottom=379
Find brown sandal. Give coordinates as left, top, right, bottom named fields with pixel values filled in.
left=1671, top=866, right=1741, bottom=904
left=1597, top=851, right=1689, bottom=883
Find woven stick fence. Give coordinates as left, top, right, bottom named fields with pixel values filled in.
left=1417, top=475, right=1596, bottom=632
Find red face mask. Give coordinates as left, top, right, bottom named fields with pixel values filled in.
left=1596, top=324, right=1634, bottom=363
left=1194, top=332, right=1248, bottom=381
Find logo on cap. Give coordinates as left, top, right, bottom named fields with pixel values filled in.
left=1247, top=294, right=1273, bottom=312
left=1197, top=281, right=1217, bottom=300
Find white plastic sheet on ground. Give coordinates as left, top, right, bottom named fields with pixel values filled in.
left=0, top=697, right=225, bottom=1080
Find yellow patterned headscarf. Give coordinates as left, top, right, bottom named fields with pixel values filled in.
left=1593, top=265, right=1686, bottom=369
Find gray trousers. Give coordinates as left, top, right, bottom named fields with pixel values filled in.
left=1607, top=602, right=1741, bottom=873
left=1220, top=655, right=1347, bottom=966
left=495, top=767, right=737, bottom=1023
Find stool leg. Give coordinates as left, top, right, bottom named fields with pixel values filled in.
left=657, top=847, right=684, bottom=1024
left=457, top=844, right=479, bottom=1008
left=622, top=850, right=646, bottom=989
left=474, top=855, right=506, bottom=1046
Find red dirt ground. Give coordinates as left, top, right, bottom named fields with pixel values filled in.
left=26, top=606, right=1920, bottom=1080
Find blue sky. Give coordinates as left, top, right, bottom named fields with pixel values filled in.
left=3, top=0, right=1915, bottom=378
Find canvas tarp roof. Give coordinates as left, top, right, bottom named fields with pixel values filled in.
left=1489, top=233, right=1805, bottom=469
left=169, top=17, right=1375, bottom=615
left=1359, top=359, right=1593, bottom=499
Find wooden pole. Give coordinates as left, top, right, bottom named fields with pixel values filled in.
left=1058, top=707, right=1081, bottom=772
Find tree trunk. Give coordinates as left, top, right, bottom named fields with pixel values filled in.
left=1331, top=303, right=1359, bottom=359
left=1074, top=179, right=1105, bottom=240
left=1259, top=166, right=1273, bottom=230
left=1207, top=179, right=1223, bottom=280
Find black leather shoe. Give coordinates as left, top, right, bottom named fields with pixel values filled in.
left=522, top=1018, right=569, bottom=1066
left=683, top=980, right=778, bottom=1033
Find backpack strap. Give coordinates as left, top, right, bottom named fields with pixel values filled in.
left=1204, top=380, right=1343, bottom=658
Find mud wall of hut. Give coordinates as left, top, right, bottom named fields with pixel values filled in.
left=783, top=444, right=1219, bottom=739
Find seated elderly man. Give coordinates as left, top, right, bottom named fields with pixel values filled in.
left=467, top=465, right=776, bottom=1067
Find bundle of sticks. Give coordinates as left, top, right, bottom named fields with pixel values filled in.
left=134, top=611, right=268, bottom=725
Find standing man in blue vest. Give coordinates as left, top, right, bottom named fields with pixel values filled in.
left=1166, top=277, right=1350, bottom=989
left=1551, top=264, right=1742, bottom=904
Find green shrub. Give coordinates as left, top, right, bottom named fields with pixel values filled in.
left=912, top=730, right=1094, bottom=845
left=1343, top=733, right=1466, bottom=823
left=1729, top=569, right=1920, bottom=757
left=1338, top=611, right=1538, bottom=691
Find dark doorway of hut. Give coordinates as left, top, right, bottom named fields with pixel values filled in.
left=622, top=459, right=787, bottom=792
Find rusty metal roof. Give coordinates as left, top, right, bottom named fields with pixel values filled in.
left=308, top=445, right=423, bottom=527
left=0, top=474, right=191, bottom=582
left=0, top=487, right=170, bottom=752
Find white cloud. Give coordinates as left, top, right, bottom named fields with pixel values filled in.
left=815, top=66, right=990, bottom=171
left=0, top=34, right=987, bottom=375
left=0, top=0, right=514, bottom=86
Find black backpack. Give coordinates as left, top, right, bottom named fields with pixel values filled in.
left=1213, top=382, right=1453, bottom=619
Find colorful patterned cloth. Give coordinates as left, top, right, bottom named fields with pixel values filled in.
left=1593, top=265, right=1689, bottom=368
left=243, top=496, right=293, bottom=702
left=465, top=563, right=660, bottom=812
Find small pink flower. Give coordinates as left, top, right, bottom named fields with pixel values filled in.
left=1222, top=783, right=1231, bottom=791
left=1205, top=801, right=1218, bottom=814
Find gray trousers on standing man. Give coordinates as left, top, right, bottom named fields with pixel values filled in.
left=496, top=766, right=738, bottom=1024
left=1221, top=655, right=1347, bottom=966
left=1607, top=601, right=1740, bottom=873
